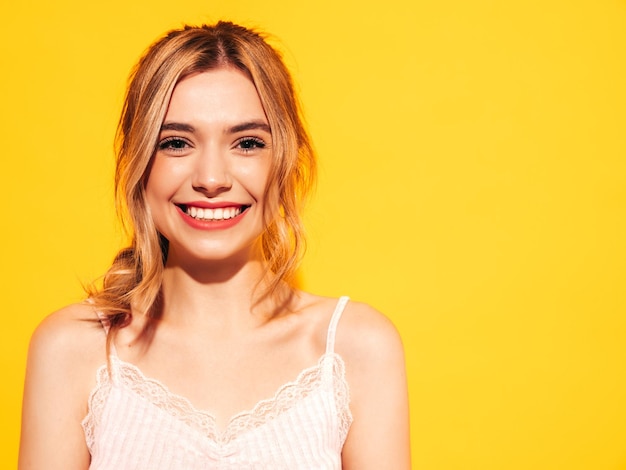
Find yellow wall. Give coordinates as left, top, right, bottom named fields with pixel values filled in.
left=2, top=0, right=625, bottom=468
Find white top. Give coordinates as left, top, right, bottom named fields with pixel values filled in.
left=82, top=296, right=352, bottom=469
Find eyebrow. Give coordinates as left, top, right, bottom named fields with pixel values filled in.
left=160, top=122, right=196, bottom=133
left=228, top=121, right=271, bottom=134
left=159, top=120, right=271, bottom=135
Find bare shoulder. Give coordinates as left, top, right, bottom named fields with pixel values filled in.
left=335, top=300, right=405, bottom=365
left=330, top=300, right=412, bottom=469
left=20, top=303, right=106, bottom=469
left=292, top=293, right=404, bottom=361
left=25, top=302, right=107, bottom=398
left=29, top=302, right=106, bottom=368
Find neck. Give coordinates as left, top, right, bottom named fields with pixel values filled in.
left=157, top=256, right=293, bottom=330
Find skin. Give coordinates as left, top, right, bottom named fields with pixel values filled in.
left=19, top=67, right=411, bottom=469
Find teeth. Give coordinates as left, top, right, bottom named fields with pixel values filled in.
left=186, top=206, right=242, bottom=221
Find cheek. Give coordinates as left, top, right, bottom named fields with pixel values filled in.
left=249, top=159, right=273, bottom=197
left=144, top=160, right=178, bottom=229
left=145, top=157, right=184, bottom=201
left=145, top=173, right=165, bottom=211
left=231, top=158, right=272, bottom=205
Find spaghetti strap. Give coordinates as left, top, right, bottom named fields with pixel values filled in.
left=87, top=299, right=117, bottom=356
left=325, top=296, right=350, bottom=354
left=95, top=310, right=111, bottom=335
left=86, top=298, right=111, bottom=335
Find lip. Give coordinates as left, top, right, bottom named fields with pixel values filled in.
left=175, top=202, right=249, bottom=230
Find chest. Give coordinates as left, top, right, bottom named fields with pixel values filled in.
left=115, top=328, right=324, bottom=427
left=83, top=354, right=352, bottom=470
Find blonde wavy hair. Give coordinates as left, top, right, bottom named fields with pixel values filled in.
left=88, top=21, right=316, bottom=329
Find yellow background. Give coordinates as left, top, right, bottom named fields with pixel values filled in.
left=1, top=0, right=625, bottom=468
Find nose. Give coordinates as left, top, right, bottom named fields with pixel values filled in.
left=191, top=146, right=232, bottom=196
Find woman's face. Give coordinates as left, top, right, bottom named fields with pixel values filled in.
left=145, top=67, right=273, bottom=266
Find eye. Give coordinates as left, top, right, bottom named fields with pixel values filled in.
left=235, top=137, right=266, bottom=153
left=158, top=137, right=192, bottom=153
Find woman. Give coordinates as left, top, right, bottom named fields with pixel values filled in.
left=19, top=21, right=410, bottom=469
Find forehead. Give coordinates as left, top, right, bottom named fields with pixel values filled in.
left=164, top=67, right=268, bottom=127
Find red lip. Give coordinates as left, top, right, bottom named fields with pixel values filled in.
left=175, top=204, right=249, bottom=230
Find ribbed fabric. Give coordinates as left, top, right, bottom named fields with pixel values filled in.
left=82, top=296, right=352, bottom=469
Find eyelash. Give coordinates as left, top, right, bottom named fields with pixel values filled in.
left=157, top=136, right=267, bottom=154
left=158, top=137, right=191, bottom=152
left=236, top=137, right=266, bottom=152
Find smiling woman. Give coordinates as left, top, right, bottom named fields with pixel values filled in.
left=18, top=21, right=410, bottom=470
left=146, top=69, right=274, bottom=265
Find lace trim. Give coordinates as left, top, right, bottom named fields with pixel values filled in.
left=82, top=353, right=352, bottom=446
left=81, top=364, right=112, bottom=452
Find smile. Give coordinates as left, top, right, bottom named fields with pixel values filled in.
left=181, top=205, right=248, bottom=221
